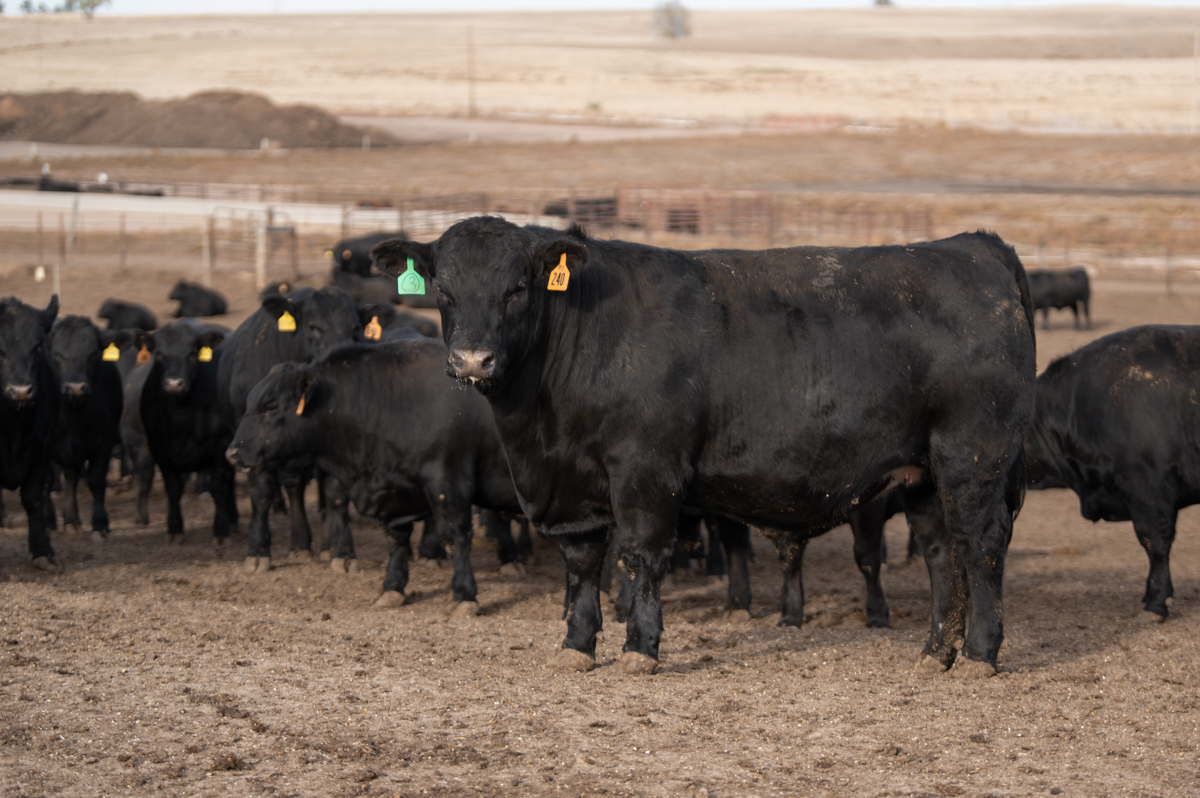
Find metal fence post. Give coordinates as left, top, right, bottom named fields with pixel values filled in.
left=255, top=211, right=268, bottom=291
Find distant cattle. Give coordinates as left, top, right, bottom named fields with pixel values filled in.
left=97, top=298, right=158, bottom=331
left=217, top=286, right=363, bottom=571
left=138, top=320, right=236, bottom=542
left=227, top=338, right=525, bottom=613
left=332, top=270, right=400, bottom=306
left=1025, top=325, right=1200, bottom=621
left=169, top=279, right=227, bottom=318
left=0, top=295, right=61, bottom=571
left=1027, top=267, right=1090, bottom=330
left=259, top=281, right=297, bottom=300
left=45, top=316, right=126, bottom=541
left=328, top=230, right=408, bottom=278
left=376, top=218, right=1036, bottom=675
left=358, top=303, right=438, bottom=339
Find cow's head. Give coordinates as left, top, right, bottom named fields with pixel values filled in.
left=46, top=316, right=132, bottom=402
left=167, top=280, right=189, bottom=303
left=374, top=217, right=587, bottom=394
left=261, top=286, right=363, bottom=362
left=144, top=321, right=226, bottom=396
left=227, top=363, right=317, bottom=469
left=0, top=295, right=58, bottom=407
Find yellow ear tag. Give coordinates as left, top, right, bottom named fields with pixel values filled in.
left=295, top=395, right=306, bottom=415
left=548, top=252, right=570, bottom=292
left=136, top=344, right=151, bottom=365
left=198, top=346, right=213, bottom=363
left=102, top=343, right=120, bottom=362
left=365, top=315, right=382, bottom=341
left=277, top=310, right=296, bottom=332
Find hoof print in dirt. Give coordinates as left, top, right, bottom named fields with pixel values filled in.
left=498, top=561, right=526, bottom=577
left=1135, top=610, right=1166, bottom=624
left=950, top=658, right=996, bottom=679
left=721, top=609, right=752, bottom=625
left=549, top=648, right=594, bottom=673
left=451, top=600, right=480, bottom=618
left=31, top=556, right=63, bottom=573
left=615, top=651, right=658, bottom=675
left=243, top=556, right=271, bottom=574
left=374, top=590, right=407, bottom=608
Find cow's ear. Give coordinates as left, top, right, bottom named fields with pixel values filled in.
left=295, top=371, right=316, bottom=416
left=260, top=294, right=295, bottom=321
left=373, top=238, right=435, bottom=280
left=197, top=329, right=227, bottom=350
left=139, top=331, right=157, bottom=353
left=100, top=329, right=136, bottom=350
left=534, top=239, right=588, bottom=277
left=40, top=294, right=59, bottom=333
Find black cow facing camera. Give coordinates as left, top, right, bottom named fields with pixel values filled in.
left=169, top=279, right=227, bottom=318
left=376, top=218, right=1036, bottom=677
left=0, top=295, right=62, bottom=572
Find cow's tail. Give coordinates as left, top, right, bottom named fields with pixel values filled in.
left=978, top=229, right=1036, bottom=356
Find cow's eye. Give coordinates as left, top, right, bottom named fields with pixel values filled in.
left=265, top=401, right=279, bottom=414
left=509, top=281, right=527, bottom=300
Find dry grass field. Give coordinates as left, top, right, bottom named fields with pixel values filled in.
left=2, top=8, right=1200, bottom=798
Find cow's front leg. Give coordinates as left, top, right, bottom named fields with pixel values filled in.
left=551, top=529, right=608, bottom=672
left=611, top=504, right=678, bottom=674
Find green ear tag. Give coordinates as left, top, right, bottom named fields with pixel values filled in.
left=397, top=257, right=425, bottom=295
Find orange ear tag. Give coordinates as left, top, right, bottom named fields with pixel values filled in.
left=295, top=395, right=306, bottom=415
left=277, top=311, right=296, bottom=332
left=136, top=345, right=151, bottom=364
left=548, top=252, right=570, bottom=292
left=198, top=346, right=213, bottom=363
left=102, top=343, right=120, bottom=362
left=365, top=315, right=382, bottom=341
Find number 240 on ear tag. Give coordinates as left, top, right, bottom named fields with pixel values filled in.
left=548, top=253, right=569, bottom=291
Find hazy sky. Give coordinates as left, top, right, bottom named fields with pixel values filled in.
left=88, top=1, right=1200, bottom=15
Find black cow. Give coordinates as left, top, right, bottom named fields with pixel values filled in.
left=1025, top=325, right=1200, bottom=621
left=358, top=303, right=439, bottom=339
left=329, top=230, right=408, bottom=278
left=120, top=359, right=155, bottom=525
left=169, top=279, right=227, bottom=318
left=227, top=338, right=524, bottom=613
left=332, top=270, right=400, bottom=306
left=217, top=286, right=363, bottom=571
left=0, top=295, right=61, bottom=571
left=97, top=298, right=158, bottom=331
left=375, top=218, right=1036, bottom=675
left=139, top=320, right=236, bottom=542
left=46, top=316, right=126, bottom=541
left=1027, top=267, right=1090, bottom=331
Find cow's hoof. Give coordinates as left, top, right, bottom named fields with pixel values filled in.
left=346, top=559, right=360, bottom=573
left=31, top=556, right=63, bottom=573
left=289, top=549, right=313, bottom=562
left=1136, top=610, right=1167, bottom=624
left=549, top=648, right=594, bottom=673
left=165, top=534, right=184, bottom=546
left=318, top=550, right=332, bottom=562
left=499, top=562, right=526, bottom=577
left=614, top=651, right=658, bottom=675
left=373, top=591, right=407, bottom=608
left=915, top=655, right=950, bottom=674
left=866, top=618, right=892, bottom=629
left=451, top=601, right=480, bottom=618
left=66, top=522, right=82, bottom=537
left=244, top=556, right=271, bottom=574
left=778, top=613, right=804, bottom=629
left=330, top=557, right=348, bottom=573
left=722, top=609, right=752, bottom=625
left=91, top=531, right=110, bottom=544
left=212, top=537, right=228, bottom=549
left=706, top=574, right=729, bottom=587
left=951, top=658, right=997, bottom=679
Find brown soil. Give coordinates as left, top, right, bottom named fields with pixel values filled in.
left=0, top=91, right=396, bottom=150
left=2, top=265, right=1200, bottom=798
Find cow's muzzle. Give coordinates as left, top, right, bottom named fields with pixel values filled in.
left=4, top=383, right=35, bottom=403
left=163, top=377, right=187, bottom=394
left=62, top=381, right=88, bottom=398
left=449, top=349, right=496, bottom=382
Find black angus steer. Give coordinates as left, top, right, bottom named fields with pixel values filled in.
left=217, top=286, right=363, bottom=571
left=139, top=320, right=237, bottom=543
left=329, top=230, right=407, bottom=277
left=0, top=296, right=61, bottom=571
left=46, top=316, right=126, bottom=541
left=376, top=218, right=1036, bottom=675
left=227, top=338, right=524, bottom=613
left=1027, top=267, right=1090, bottom=331
left=97, top=298, right=158, bottom=331
left=169, top=279, right=227, bottom=318
left=1025, top=325, right=1200, bottom=622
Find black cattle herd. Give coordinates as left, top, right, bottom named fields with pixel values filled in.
left=0, top=221, right=1193, bottom=675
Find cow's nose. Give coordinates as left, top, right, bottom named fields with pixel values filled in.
left=163, top=376, right=186, bottom=393
left=5, top=384, right=34, bottom=402
left=449, top=349, right=495, bottom=380
left=63, top=382, right=88, bottom=397
left=225, top=445, right=240, bottom=466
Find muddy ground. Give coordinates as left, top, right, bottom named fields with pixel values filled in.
left=1, top=265, right=1199, bottom=798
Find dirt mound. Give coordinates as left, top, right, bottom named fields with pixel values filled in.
left=0, top=90, right=396, bottom=149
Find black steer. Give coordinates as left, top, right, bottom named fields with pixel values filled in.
left=169, top=279, right=227, bottom=318
left=46, top=316, right=126, bottom=541
left=227, top=338, right=523, bottom=613
left=0, top=295, right=61, bottom=571
left=330, top=230, right=407, bottom=278
left=375, top=218, right=1036, bottom=675
left=217, top=286, right=363, bottom=571
left=1025, top=324, right=1200, bottom=621
left=139, top=320, right=236, bottom=542
left=97, top=298, right=158, bottom=331
left=1027, top=267, right=1090, bottom=331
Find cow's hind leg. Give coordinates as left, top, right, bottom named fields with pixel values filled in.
left=1129, top=495, right=1177, bottom=620
left=611, top=505, right=679, bottom=672
left=713, top=517, right=751, bottom=615
left=849, top=497, right=891, bottom=629
left=85, top=454, right=112, bottom=541
left=161, top=466, right=187, bottom=543
left=280, top=466, right=313, bottom=558
left=61, top=466, right=83, bottom=535
left=777, top=536, right=810, bottom=628
left=905, top=483, right=967, bottom=670
left=553, top=529, right=608, bottom=671
left=244, top=467, right=276, bottom=572
left=323, top=475, right=357, bottom=571
left=375, top=520, right=412, bottom=607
